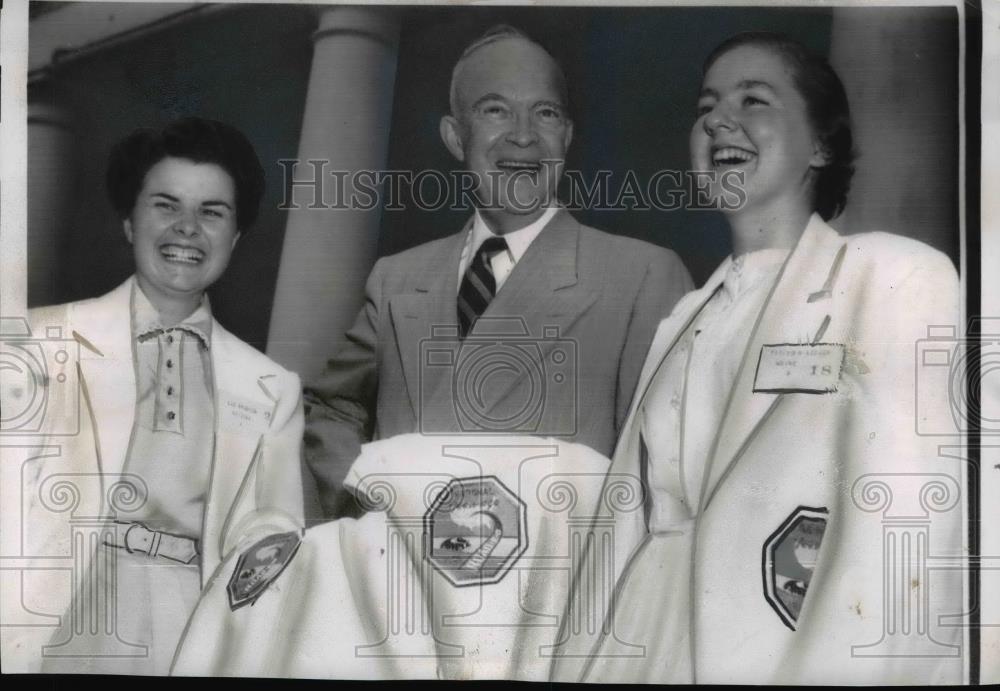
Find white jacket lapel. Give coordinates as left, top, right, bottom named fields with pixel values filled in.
left=600, top=269, right=726, bottom=586
left=202, top=325, right=281, bottom=577
left=72, top=279, right=137, bottom=483
left=626, top=266, right=728, bottom=432
left=699, top=215, right=849, bottom=511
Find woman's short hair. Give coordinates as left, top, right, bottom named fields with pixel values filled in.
left=106, top=117, right=266, bottom=232
left=704, top=32, right=856, bottom=221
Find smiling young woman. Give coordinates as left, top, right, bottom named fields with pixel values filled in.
left=556, top=32, right=964, bottom=685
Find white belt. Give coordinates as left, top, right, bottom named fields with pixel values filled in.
left=104, top=521, right=199, bottom=564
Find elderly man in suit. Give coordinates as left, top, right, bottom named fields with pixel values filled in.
left=9, top=118, right=303, bottom=675
left=304, top=25, right=693, bottom=518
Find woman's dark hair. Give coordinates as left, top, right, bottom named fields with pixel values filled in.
left=704, top=32, right=856, bottom=220
left=106, top=117, right=266, bottom=231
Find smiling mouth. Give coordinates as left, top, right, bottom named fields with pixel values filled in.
left=160, top=244, right=205, bottom=264
left=712, top=146, right=757, bottom=166
left=496, top=160, right=542, bottom=175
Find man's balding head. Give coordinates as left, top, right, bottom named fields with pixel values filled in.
left=448, top=25, right=569, bottom=119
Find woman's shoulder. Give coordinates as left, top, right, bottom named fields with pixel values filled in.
left=838, top=228, right=957, bottom=282
left=212, top=323, right=300, bottom=389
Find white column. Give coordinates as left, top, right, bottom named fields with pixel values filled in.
left=266, top=6, right=401, bottom=378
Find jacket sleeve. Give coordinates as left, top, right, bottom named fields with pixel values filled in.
left=615, top=247, right=693, bottom=432
left=301, top=258, right=386, bottom=519
left=789, top=246, right=966, bottom=684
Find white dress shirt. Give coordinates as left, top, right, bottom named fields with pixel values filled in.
left=457, top=205, right=560, bottom=292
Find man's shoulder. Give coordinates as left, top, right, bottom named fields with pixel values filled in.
left=573, top=219, right=685, bottom=267
left=377, top=232, right=462, bottom=269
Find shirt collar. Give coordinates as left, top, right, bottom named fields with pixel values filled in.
left=721, top=247, right=790, bottom=302
left=471, top=205, right=560, bottom=262
left=131, top=279, right=213, bottom=348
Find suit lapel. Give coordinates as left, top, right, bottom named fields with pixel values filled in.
left=389, top=228, right=467, bottom=421
left=73, top=279, right=137, bottom=483
left=699, top=215, right=848, bottom=510
left=468, top=211, right=598, bottom=416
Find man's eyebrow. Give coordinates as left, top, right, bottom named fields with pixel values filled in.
left=150, top=192, right=180, bottom=202
left=469, top=93, right=507, bottom=110
left=698, top=87, right=719, bottom=100
left=533, top=99, right=567, bottom=111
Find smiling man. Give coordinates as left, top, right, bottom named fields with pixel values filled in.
left=303, top=25, right=694, bottom=518
left=17, top=118, right=304, bottom=675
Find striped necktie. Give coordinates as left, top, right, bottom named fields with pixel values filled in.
left=457, top=235, right=508, bottom=338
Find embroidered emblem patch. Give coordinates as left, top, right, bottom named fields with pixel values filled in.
left=762, top=506, right=828, bottom=630
left=227, top=531, right=301, bottom=611
left=424, top=476, right=527, bottom=587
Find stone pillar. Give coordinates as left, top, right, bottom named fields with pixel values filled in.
left=266, top=6, right=401, bottom=379
left=828, top=7, right=958, bottom=254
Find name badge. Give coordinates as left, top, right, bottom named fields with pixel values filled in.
left=753, top=343, right=845, bottom=394
left=219, top=390, right=273, bottom=434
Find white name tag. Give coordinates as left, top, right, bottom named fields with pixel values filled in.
left=219, top=391, right=273, bottom=435
left=753, top=343, right=845, bottom=394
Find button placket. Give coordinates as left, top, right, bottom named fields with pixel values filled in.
left=154, top=330, right=183, bottom=433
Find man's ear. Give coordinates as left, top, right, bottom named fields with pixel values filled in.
left=440, top=115, right=466, bottom=162
left=563, top=119, right=574, bottom=152
left=123, top=218, right=134, bottom=244
left=231, top=231, right=242, bottom=251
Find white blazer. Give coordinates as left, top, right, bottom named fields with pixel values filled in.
left=553, top=215, right=966, bottom=684
left=8, top=277, right=304, bottom=671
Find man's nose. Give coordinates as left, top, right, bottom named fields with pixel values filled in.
left=506, top=112, right=539, bottom=147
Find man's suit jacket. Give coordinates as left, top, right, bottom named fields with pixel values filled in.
left=553, top=214, right=965, bottom=684
left=9, top=277, right=304, bottom=671
left=304, top=210, right=693, bottom=516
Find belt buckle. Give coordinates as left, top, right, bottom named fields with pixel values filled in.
left=122, top=522, right=143, bottom=554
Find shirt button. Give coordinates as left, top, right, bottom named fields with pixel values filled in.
left=166, top=411, right=176, bottom=421
left=166, top=359, right=173, bottom=369
left=670, top=394, right=681, bottom=409
left=167, top=334, right=174, bottom=344
left=166, top=386, right=174, bottom=396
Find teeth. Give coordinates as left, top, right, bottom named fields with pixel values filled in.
left=161, top=245, right=204, bottom=264
left=497, top=161, right=541, bottom=170
left=712, top=147, right=756, bottom=165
